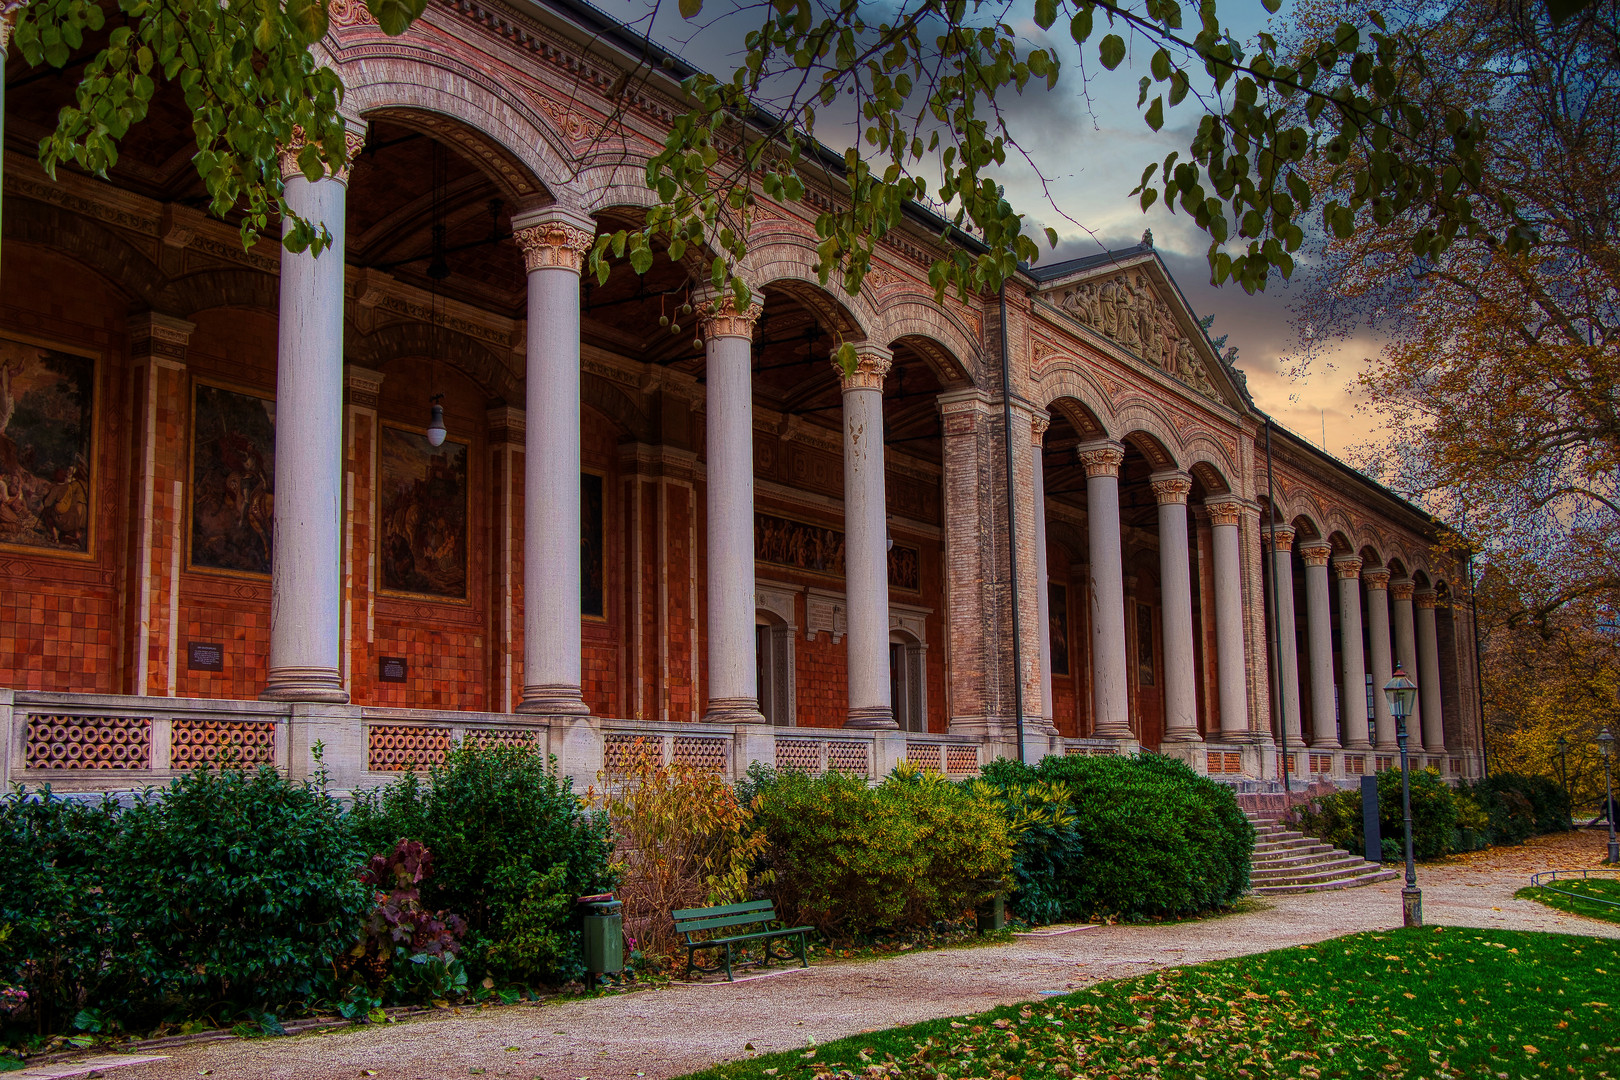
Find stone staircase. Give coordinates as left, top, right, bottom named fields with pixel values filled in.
left=1246, top=813, right=1399, bottom=895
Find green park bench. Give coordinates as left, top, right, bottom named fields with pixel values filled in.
left=672, top=899, right=814, bottom=981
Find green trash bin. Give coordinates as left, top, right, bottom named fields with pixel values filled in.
left=579, top=896, right=624, bottom=976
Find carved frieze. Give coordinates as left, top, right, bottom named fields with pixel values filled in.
left=1053, top=271, right=1221, bottom=402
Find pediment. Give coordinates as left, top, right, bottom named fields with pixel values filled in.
left=1036, top=254, right=1243, bottom=408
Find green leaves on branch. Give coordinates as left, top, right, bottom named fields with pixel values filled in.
left=13, top=0, right=426, bottom=255
left=602, top=0, right=1503, bottom=305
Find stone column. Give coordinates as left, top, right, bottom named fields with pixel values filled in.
left=1154, top=472, right=1200, bottom=742
left=700, top=295, right=766, bottom=724
left=1206, top=499, right=1249, bottom=740
left=1363, top=568, right=1396, bottom=749
left=1390, top=577, right=1424, bottom=750
left=511, top=209, right=596, bottom=715
left=1415, top=590, right=1446, bottom=752
left=1080, top=441, right=1130, bottom=738
left=1334, top=556, right=1371, bottom=750
left=1031, top=412, right=1053, bottom=725
left=262, top=129, right=364, bottom=703
left=841, top=346, right=896, bottom=729
left=937, top=390, right=997, bottom=733
left=1262, top=525, right=1302, bottom=745
left=1299, top=541, right=1340, bottom=748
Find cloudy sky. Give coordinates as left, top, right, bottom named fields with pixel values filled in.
left=585, top=0, right=1383, bottom=461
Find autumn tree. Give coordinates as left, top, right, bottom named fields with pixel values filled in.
left=1284, top=0, right=1619, bottom=784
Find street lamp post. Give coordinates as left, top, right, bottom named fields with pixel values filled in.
left=1385, top=663, right=1421, bottom=927
left=1599, top=727, right=1617, bottom=865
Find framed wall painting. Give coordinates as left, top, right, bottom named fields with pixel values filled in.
left=581, top=469, right=605, bottom=618
left=378, top=423, right=470, bottom=601
left=0, top=334, right=98, bottom=558
left=189, top=380, right=276, bottom=576
left=1049, top=581, right=1070, bottom=676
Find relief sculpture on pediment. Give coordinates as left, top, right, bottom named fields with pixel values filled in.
left=1056, top=271, right=1222, bottom=403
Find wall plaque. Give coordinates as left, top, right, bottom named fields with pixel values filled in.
left=187, top=641, right=224, bottom=671
left=379, top=656, right=408, bottom=683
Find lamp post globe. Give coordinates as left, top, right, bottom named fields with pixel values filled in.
left=1385, top=663, right=1421, bottom=926
left=1599, top=727, right=1617, bottom=865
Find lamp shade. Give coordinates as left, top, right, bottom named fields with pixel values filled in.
left=426, top=401, right=447, bottom=448
left=1383, top=664, right=1418, bottom=720
left=1600, top=727, right=1615, bottom=760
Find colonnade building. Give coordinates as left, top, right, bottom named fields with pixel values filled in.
left=0, top=0, right=1483, bottom=790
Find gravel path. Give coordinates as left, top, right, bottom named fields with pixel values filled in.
left=81, top=830, right=1620, bottom=1080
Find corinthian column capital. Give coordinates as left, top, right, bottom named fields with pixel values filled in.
left=1149, top=471, right=1192, bottom=505
left=0, top=1, right=25, bottom=52
left=1204, top=498, right=1243, bottom=527
left=698, top=295, right=763, bottom=341
left=1414, top=589, right=1439, bottom=609
left=1362, top=567, right=1392, bottom=590
left=1298, top=541, right=1333, bottom=567
left=511, top=207, right=597, bottom=274
left=837, top=345, right=892, bottom=391
left=1333, top=554, right=1363, bottom=579
left=1390, top=578, right=1416, bottom=603
left=1030, top=410, right=1051, bottom=438
left=277, top=124, right=368, bottom=185
left=1262, top=524, right=1296, bottom=551
left=1077, top=440, right=1125, bottom=478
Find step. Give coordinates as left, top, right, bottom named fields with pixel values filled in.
left=1251, top=860, right=1389, bottom=887
left=1253, top=868, right=1400, bottom=895
left=1253, top=840, right=1333, bottom=855
left=1252, top=850, right=1360, bottom=874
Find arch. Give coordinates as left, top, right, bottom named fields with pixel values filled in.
left=582, top=373, right=654, bottom=444
left=1112, top=397, right=1185, bottom=465
left=883, top=305, right=983, bottom=388
left=1359, top=543, right=1386, bottom=569
left=5, top=200, right=159, bottom=309
left=346, top=320, right=521, bottom=403
left=1181, top=436, right=1237, bottom=487
left=1188, top=460, right=1231, bottom=495
left=1044, top=393, right=1109, bottom=441
left=1034, top=365, right=1112, bottom=435
left=1290, top=513, right=1324, bottom=541
left=1327, top=530, right=1356, bottom=555
left=747, top=241, right=882, bottom=342
left=1386, top=557, right=1410, bottom=579
left=1122, top=429, right=1178, bottom=472
left=333, top=48, right=565, bottom=203
left=160, top=270, right=281, bottom=320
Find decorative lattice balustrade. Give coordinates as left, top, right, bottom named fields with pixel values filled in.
left=171, top=719, right=276, bottom=768
left=25, top=714, right=152, bottom=769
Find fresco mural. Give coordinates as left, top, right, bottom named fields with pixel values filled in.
left=379, top=424, right=469, bottom=599
left=189, top=383, right=276, bottom=574
left=582, top=471, right=605, bottom=617
left=753, top=510, right=921, bottom=590
left=0, top=337, right=95, bottom=555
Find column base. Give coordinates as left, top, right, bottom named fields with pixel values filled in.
left=260, top=667, right=349, bottom=704
left=516, top=685, right=591, bottom=716
left=845, top=705, right=898, bottom=730
left=1343, top=740, right=1374, bottom=751
left=1309, top=740, right=1342, bottom=751
left=1092, top=725, right=1134, bottom=741
left=1160, top=729, right=1204, bottom=743
left=703, top=696, right=767, bottom=724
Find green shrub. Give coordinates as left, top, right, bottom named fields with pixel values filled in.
left=0, top=788, right=124, bottom=1036
left=1474, top=773, right=1572, bottom=835
left=349, top=742, right=615, bottom=985
left=1013, top=754, right=1253, bottom=920
left=111, top=765, right=373, bottom=1017
left=749, top=766, right=1011, bottom=938
left=968, top=775, right=1084, bottom=926
left=1296, top=768, right=1458, bottom=861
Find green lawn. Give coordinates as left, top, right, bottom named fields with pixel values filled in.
left=679, top=928, right=1619, bottom=1080
left=1518, top=876, right=1620, bottom=925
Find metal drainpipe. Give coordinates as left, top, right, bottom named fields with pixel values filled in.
left=1264, top=418, right=1290, bottom=793
left=999, top=283, right=1027, bottom=762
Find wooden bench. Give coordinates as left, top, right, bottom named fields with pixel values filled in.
left=672, top=900, right=813, bottom=981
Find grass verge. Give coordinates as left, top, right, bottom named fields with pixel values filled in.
left=679, top=927, right=1619, bottom=1080
left=1517, top=875, right=1620, bottom=925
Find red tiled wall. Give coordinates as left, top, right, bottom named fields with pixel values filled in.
left=0, top=248, right=129, bottom=693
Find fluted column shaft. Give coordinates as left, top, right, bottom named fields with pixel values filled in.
left=1390, top=578, right=1424, bottom=750
left=1154, top=473, right=1199, bottom=741
left=1081, top=442, right=1130, bottom=738
left=1300, top=541, right=1340, bottom=748
left=1364, top=569, right=1396, bottom=750
left=842, top=347, right=896, bottom=728
left=1264, top=525, right=1302, bottom=744
left=512, top=211, right=595, bottom=714
left=1415, top=590, right=1446, bottom=751
left=263, top=131, right=364, bottom=703
left=700, top=297, right=766, bottom=724
left=1032, top=413, right=1053, bottom=724
left=1335, top=556, right=1371, bottom=750
left=1207, top=499, right=1249, bottom=739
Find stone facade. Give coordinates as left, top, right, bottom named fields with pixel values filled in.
left=0, top=0, right=1482, bottom=789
